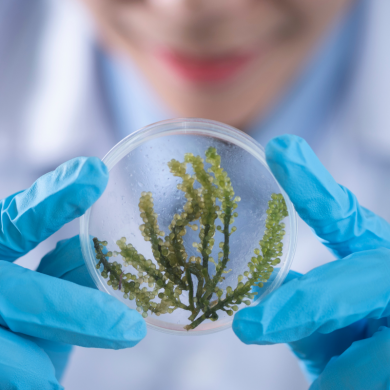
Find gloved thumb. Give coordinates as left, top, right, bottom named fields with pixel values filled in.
left=266, top=135, right=390, bottom=258
left=0, top=157, right=108, bottom=261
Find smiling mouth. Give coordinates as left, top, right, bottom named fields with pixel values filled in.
left=154, top=48, right=258, bottom=84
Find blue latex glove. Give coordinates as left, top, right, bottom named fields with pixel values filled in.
left=233, top=135, right=390, bottom=389
left=0, top=157, right=146, bottom=390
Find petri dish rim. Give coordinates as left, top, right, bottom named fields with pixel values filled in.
left=80, top=118, right=297, bottom=336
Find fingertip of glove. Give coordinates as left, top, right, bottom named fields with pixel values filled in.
left=63, top=289, right=147, bottom=349
left=62, top=157, right=109, bottom=215
left=121, top=310, right=147, bottom=348
left=78, top=156, right=109, bottom=192
left=73, top=286, right=147, bottom=349
left=232, top=307, right=265, bottom=345
left=104, top=307, right=146, bottom=349
left=265, top=135, right=309, bottom=167
left=96, top=291, right=147, bottom=348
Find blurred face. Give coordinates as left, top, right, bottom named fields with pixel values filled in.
left=80, top=0, right=354, bottom=128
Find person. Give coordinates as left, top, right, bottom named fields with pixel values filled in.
left=0, top=0, right=389, bottom=388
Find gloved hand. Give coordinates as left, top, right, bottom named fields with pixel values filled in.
left=233, top=135, right=390, bottom=390
left=0, top=157, right=146, bottom=390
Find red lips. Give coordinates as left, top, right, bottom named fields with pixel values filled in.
left=155, top=49, right=256, bottom=83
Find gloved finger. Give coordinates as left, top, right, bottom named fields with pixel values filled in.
left=24, top=336, right=73, bottom=382
left=0, top=156, right=108, bottom=262
left=0, top=326, right=62, bottom=390
left=288, top=318, right=388, bottom=383
left=233, top=248, right=390, bottom=345
left=37, top=236, right=96, bottom=289
left=266, top=135, right=390, bottom=258
left=310, top=326, right=390, bottom=390
left=288, top=320, right=368, bottom=382
left=257, top=269, right=368, bottom=379
left=0, top=261, right=146, bottom=349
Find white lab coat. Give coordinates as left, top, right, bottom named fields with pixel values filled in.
left=1, top=1, right=390, bottom=389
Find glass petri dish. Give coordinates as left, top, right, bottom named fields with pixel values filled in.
left=80, top=118, right=297, bottom=335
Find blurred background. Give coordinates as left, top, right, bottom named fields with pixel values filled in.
left=1, top=0, right=390, bottom=389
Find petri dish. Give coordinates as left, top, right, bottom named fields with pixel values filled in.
left=80, top=118, right=297, bottom=335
